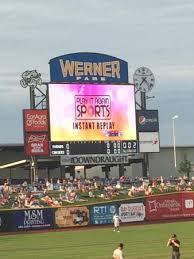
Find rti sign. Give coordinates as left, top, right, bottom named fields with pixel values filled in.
left=49, top=52, right=128, bottom=83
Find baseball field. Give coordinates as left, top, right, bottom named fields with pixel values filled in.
left=0, top=221, right=193, bottom=258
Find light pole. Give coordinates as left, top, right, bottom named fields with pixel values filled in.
left=172, top=115, right=179, bottom=168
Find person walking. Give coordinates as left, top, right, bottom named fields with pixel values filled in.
left=167, top=234, right=180, bottom=259
left=112, top=213, right=121, bottom=232
left=113, top=243, right=124, bottom=259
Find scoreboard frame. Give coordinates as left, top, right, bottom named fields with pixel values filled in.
left=48, top=83, right=138, bottom=156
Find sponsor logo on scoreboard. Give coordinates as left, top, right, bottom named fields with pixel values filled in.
left=136, top=110, right=159, bottom=132
left=23, top=109, right=49, bottom=132
left=60, top=59, right=120, bottom=82
left=25, top=133, right=49, bottom=156
left=75, top=95, right=111, bottom=120
left=49, top=52, right=128, bottom=83
left=60, top=154, right=129, bottom=165
left=139, top=132, right=160, bottom=153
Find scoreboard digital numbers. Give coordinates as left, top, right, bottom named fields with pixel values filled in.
left=50, top=140, right=138, bottom=155
left=48, top=83, right=138, bottom=156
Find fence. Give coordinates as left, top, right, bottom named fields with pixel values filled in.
left=1, top=192, right=194, bottom=232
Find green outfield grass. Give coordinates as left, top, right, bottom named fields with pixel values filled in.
left=0, top=221, right=193, bottom=258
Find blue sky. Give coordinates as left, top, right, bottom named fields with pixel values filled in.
left=0, top=0, right=193, bottom=146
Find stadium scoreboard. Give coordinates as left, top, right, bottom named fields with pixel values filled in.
left=48, top=83, right=138, bottom=156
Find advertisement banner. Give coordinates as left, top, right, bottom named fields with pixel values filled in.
left=90, top=204, right=117, bottom=225
left=60, top=154, right=129, bottom=165
left=139, top=132, right=160, bottom=153
left=49, top=52, right=128, bottom=83
left=25, top=132, right=49, bottom=155
left=55, top=206, right=89, bottom=228
left=136, top=110, right=159, bottom=132
left=49, top=83, right=136, bottom=142
left=119, top=203, right=145, bottom=223
left=15, top=209, right=54, bottom=230
left=146, top=192, right=194, bottom=221
left=0, top=212, right=16, bottom=232
left=23, top=109, right=49, bottom=132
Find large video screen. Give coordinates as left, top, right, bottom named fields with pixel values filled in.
left=49, top=83, right=137, bottom=141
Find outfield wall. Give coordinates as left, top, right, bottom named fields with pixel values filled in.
left=0, top=192, right=194, bottom=232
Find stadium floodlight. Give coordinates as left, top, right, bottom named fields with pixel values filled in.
left=172, top=115, right=179, bottom=120
left=172, top=115, right=179, bottom=168
left=0, top=160, right=29, bottom=169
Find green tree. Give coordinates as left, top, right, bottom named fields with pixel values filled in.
left=178, top=159, right=192, bottom=179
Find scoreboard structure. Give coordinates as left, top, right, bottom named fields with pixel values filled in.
left=50, top=140, right=138, bottom=156
left=48, top=83, right=138, bottom=156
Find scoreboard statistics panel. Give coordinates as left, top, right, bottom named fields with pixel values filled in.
left=48, top=83, right=137, bottom=156
left=50, top=140, right=138, bottom=155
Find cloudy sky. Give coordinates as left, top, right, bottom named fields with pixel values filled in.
left=0, top=0, right=193, bottom=146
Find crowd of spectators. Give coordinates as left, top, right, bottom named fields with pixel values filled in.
left=0, top=175, right=193, bottom=209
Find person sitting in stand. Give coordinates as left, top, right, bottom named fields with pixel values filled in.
left=59, top=192, right=66, bottom=202
left=69, top=190, right=77, bottom=203
left=29, top=196, right=41, bottom=208
left=24, top=196, right=31, bottom=208
left=0, top=193, right=8, bottom=206
left=50, top=197, right=62, bottom=207
left=128, top=185, right=137, bottom=197
left=145, top=184, right=153, bottom=196
left=111, top=188, right=119, bottom=198
left=179, top=177, right=187, bottom=190
left=88, top=189, right=95, bottom=198
left=18, top=191, right=26, bottom=208
left=41, top=194, right=53, bottom=206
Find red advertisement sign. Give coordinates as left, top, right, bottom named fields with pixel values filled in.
left=146, top=193, right=194, bottom=221
left=23, top=109, right=49, bottom=132
left=25, top=133, right=49, bottom=155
